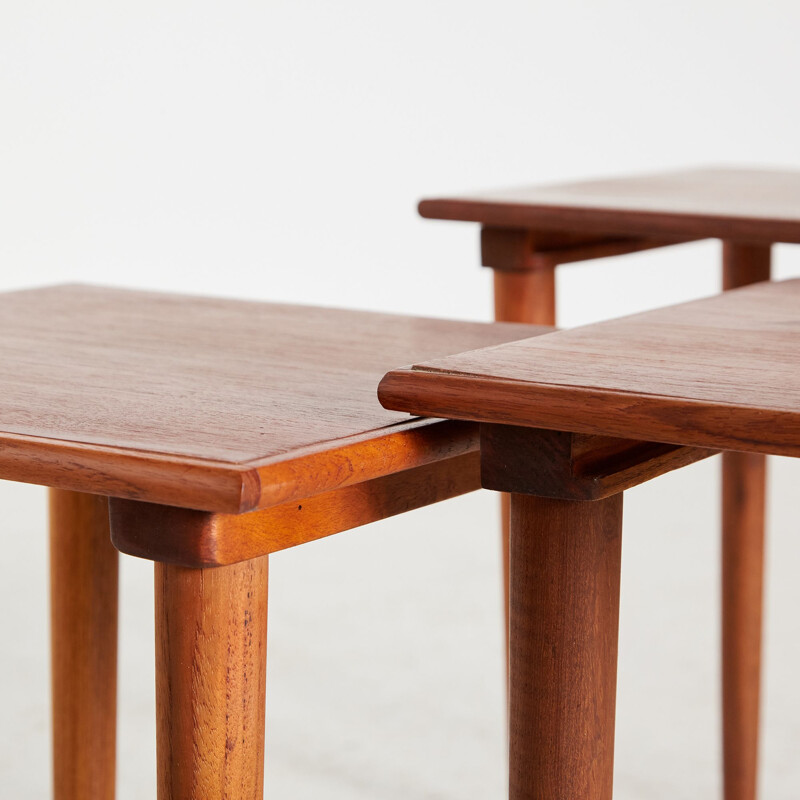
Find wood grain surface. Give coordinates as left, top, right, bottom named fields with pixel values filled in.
left=50, top=490, right=118, bottom=800
left=489, top=240, right=558, bottom=677
left=480, top=426, right=715, bottom=500
left=493, top=270, right=556, bottom=328
left=155, top=556, right=269, bottom=800
left=110, top=451, right=479, bottom=567
left=722, top=452, right=767, bottom=800
left=720, top=240, right=771, bottom=800
left=379, top=279, right=800, bottom=456
left=480, top=224, right=693, bottom=272
left=507, top=492, right=623, bottom=800
left=0, top=284, right=544, bottom=512
left=420, top=166, right=800, bottom=243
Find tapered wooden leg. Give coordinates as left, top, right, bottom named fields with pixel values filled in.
left=155, top=556, right=269, bottom=800
left=721, top=452, right=767, bottom=800
left=50, top=489, right=118, bottom=800
left=494, top=267, right=557, bottom=665
left=509, top=492, right=623, bottom=800
left=493, top=268, right=557, bottom=328
left=721, top=241, right=771, bottom=800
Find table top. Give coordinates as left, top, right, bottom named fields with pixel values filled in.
left=379, top=279, right=800, bottom=458
left=0, top=285, right=543, bottom=512
left=419, top=167, right=800, bottom=243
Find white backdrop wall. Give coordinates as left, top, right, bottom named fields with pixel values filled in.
left=2, top=1, right=800, bottom=798
left=3, top=0, right=800, bottom=317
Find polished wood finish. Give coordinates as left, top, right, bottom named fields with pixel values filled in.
left=421, top=167, right=800, bottom=243
left=427, top=170, right=792, bottom=800
left=721, top=241, right=771, bottom=800
left=0, top=286, right=553, bottom=800
left=50, top=489, right=118, bottom=800
left=481, top=426, right=715, bottom=500
left=0, top=285, right=542, bottom=512
left=111, top=451, right=479, bottom=567
left=493, top=264, right=555, bottom=653
left=722, top=453, right=766, bottom=800
left=481, top=224, right=692, bottom=272
left=380, top=278, right=800, bottom=457
left=489, top=232, right=558, bottom=666
left=507, top=492, right=623, bottom=800
left=493, top=270, right=556, bottom=328
left=380, top=280, right=800, bottom=800
left=528, top=234, right=695, bottom=270
left=722, top=242, right=771, bottom=291
left=156, top=555, right=269, bottom=800
left=482, top=225, right=606, bottom=271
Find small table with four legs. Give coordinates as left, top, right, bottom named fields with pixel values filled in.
left=380, top=277, right=800, bottom=800
left=419, top=166, right=800, bottom=800
left=8, top=277, right=796, bottom=798
left=1, top=284, right=543, bottom=799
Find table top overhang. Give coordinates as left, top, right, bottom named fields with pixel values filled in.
left=380, top=279, right=800, bottom=458
left=419, top=167, right=800, bottom=244
left=0, top=285, right=543, bottom=512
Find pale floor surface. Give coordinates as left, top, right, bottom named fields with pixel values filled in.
left=2, top=456, right=800, bottom=798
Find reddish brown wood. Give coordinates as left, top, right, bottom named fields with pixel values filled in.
left=528, top=234, right=696, bottom=269
left=50, top=489, right=118, bottom=800
left=483, top=227, right=557, bottom=326
left=482, top=226, right=548, bottom=270
left=485, top=222, right=692, bottom=674
left=722, top=453, right=766, bottom=800
left=493, top=270, right=556, bottom=327
left=156, top=555, right=268, bottom=800
left=379, top=279, right=800, bottom=457
left=499, top=488, right=511, bottom=673
left=0, top=285, right=543, bottom=513
left=250, top=420, right=479, bottom=511
left=508, top=492, right=623, bottom=800
left=722, top=242, right=771, bottom=291
left=489, top=234, right=558, bottom=668
left=421, top=170, right=790, bottom=800
left=720, top=240, right=771, bottom=800
left=481, top=426, right=715, bottom=500
left=111, top=451, right=479, bottom=567
left=421, top=167, right=800, bottom=243
left=491, top=258, right=555, bottom=673
left=480, top=224, right=694, bottom=272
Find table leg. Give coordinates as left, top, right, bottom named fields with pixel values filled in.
left=509, top=492, right=622, bottom=800
left=494, top=267, right=557, bottom=666
left=155, top=555, right=268, bottom=800
left=50, top=489, right=118, bottom=800
left=493, top=268, right=556, bottom=327
left=721, top=241, right=771, bottom=800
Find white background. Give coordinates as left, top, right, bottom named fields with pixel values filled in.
left=2, top=1, right=800, bottom=797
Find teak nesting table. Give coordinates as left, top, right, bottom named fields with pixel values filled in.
left=11, top=277, right=796, bottom=799
left=5, top=284, right=544, bottom=799
left=420, top=166, right=800, bottom=800
left=380, top=278, right=800, bottom=800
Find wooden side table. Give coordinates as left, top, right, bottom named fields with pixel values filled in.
left=380, top=277, right=800, bottom=800
left=0, top=284, right=545, bottom=800
left=418, top=166, right=800, bottom=800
